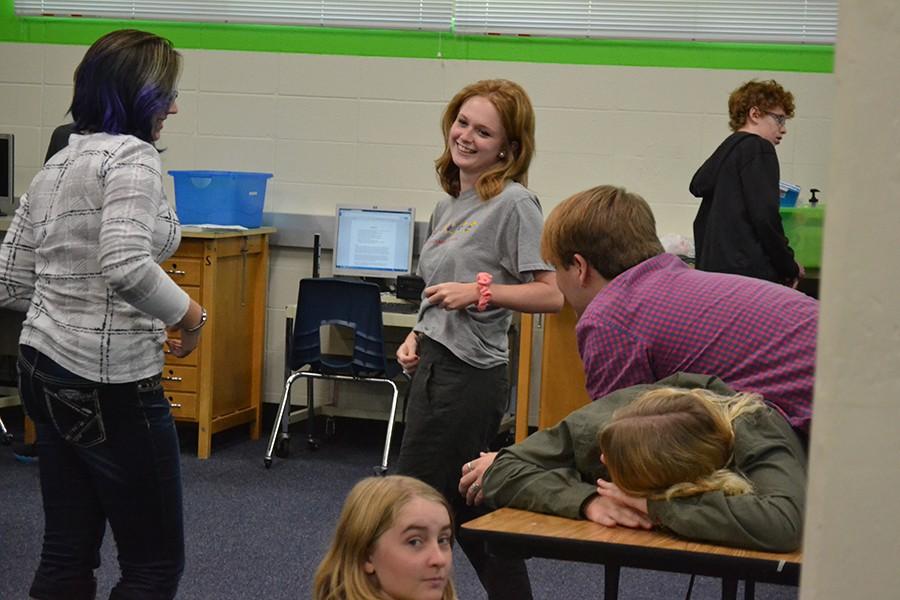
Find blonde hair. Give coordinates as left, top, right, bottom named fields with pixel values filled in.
left=728, top=79, right=796, bottom=132
left=435, top=79, right=535, bottom=200
left=541, top=185, right=664, bottom=279
left=599, top=388, right=764, bottom=501
left=313, top=476, right=458, bottom=600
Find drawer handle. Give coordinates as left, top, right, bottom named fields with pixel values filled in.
left=162, top=375, right=183, bottom=382
left=166, top=267, right=187, bottom=276
left=167, top=397, right=183, bottom=409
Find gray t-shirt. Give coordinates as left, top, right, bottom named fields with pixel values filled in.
left=414, top=181, right=553, bottom=368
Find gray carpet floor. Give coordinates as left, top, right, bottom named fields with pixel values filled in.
left=0, top=408, right=799, bottom=599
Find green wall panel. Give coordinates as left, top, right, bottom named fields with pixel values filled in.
left=0, top=1, right=834, bottom=73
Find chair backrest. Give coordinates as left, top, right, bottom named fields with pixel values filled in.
left=291, top=278, right=390, bottom=377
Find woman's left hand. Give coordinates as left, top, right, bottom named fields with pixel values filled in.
left=166, top=328, right=201, bottom=358
left=458, top=451, right=498, bottom=506
left=596, top=479, right=649, bottom=516
left=424, top=282, right=479, bottom=310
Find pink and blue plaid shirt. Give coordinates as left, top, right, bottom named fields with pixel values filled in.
left=578, top=253, right=818, bottom=433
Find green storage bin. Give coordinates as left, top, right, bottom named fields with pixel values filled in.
left=780, top=206, right=825, bottom=269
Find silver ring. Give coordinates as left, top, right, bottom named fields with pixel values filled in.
left=471, top=483, right=481, bottom=493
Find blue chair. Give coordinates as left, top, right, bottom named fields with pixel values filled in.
left=0, top=415, right=11, bottom=445
left=264, top=278, right=403, bottom=474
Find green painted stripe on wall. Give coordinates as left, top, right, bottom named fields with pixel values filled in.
left=0, top=3, right=834, bottom=73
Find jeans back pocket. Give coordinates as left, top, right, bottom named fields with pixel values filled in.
left=45, top=387, right=107, bottom=448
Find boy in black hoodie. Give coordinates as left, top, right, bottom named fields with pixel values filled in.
left=690, top=79, right=800, bottom=286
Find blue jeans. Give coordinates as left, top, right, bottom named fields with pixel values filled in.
left=18, top=345, right=184, bottom=600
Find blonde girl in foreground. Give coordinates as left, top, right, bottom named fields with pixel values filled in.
left=314, top=475, right=458, bottom=600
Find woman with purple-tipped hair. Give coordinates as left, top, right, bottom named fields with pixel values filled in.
left=0, top=29, right=205, bottom=599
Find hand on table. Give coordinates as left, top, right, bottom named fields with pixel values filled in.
left=583, top=479, right=652, bottom=529
left=458, top=451, right=498, bottom=506
left=596, top=479, right=650, bottom=516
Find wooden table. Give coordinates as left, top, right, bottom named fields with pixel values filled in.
left=462, top=508, right=802, bottom=600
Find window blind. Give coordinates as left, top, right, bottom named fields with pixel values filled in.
left=14, top=1, right=455, bottom=31
left=15, top=1, right=838, bottom=44
left=454, top=1, right=838, bottom=44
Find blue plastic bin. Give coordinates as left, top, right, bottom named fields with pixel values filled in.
left=169, top=170, right=273, bottom=228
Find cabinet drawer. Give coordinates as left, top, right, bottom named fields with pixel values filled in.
left=161, top=365, right=198, bottom=393
left=166, top=391, right=198, bottom=421
left=161, top=258, right=203, bottom=286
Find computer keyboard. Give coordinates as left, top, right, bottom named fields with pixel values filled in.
left=381, top=301, right=419, bottom=314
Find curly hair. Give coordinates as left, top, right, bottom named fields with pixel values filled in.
left=435, top=79, right=535, bottom=200
left=728, top=79, right=795, bottom=132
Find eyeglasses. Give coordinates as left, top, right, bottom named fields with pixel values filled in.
left=764, top=111, right=787, bottom=127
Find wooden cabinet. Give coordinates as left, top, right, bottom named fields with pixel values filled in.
left=514, top=304, right=591, bottom=442
left=162, top=227, right=274, bottom=458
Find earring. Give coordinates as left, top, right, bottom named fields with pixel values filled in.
left=498, top=151, right=506, bottom=159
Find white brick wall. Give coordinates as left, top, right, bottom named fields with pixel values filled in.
left=0, top=41, right=836, bottom=404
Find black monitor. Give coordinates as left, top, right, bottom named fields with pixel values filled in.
left=332, top=205, right=415, bottom=280
left=0, top=133, right=13, bottom=214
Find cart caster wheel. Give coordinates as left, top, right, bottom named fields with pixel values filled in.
left=373, top=466, right=388, bottom=477
left=264, top=458, right=272, bottom=469
left=307, top=437, right=320, bottom=451
left=274, top=437, right=291, bottom=458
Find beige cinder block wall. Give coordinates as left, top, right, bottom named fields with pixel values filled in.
left=799, top=1, right=900, bottom=597
left=0, top=42, right=835, bottom=405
